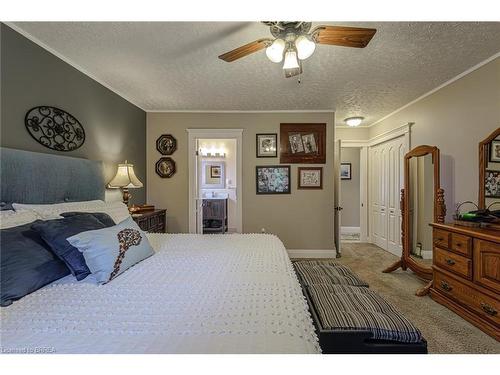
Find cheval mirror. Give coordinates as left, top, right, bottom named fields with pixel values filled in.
left=479, top=127, right=500, bottom=211
left=383, top=145, right=446, bottom=296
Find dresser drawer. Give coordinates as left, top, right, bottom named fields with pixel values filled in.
left=434, top=247, right=472, bottom=280
left=450, top=233, right=472, bottom=257
left=474, top=239, right=500, bottom=294
left=433, top=228, right=451, bottom=249
left=434, top=270, right=499, bottom=326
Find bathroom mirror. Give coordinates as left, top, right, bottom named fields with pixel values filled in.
left=201, top=161, right=225, bottom=189
left=478, top=127, right=500, bottom=210
left=383, top=145, right=446, bottom=296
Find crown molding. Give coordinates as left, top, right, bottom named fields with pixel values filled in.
left=368, top=51, right=500, bottom=128
left=5, top=22, right=147, bottom=112
left=148, top=109, right=335, bottom=113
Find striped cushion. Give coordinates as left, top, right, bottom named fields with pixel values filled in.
left=294, top=260, right=369, bottom=287
left=308, top=284, right=423, bottom=343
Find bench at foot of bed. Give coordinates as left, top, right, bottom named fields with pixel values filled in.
left=294, top=260, right=428, bottom=354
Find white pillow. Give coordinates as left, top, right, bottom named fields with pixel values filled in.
left=13, top=200, right=130, bottom=224
left=0, top=210, right=42, bottom=229
left=13, top=200, right=106, bottom=220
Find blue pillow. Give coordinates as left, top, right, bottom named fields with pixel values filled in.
left=60, top=211, right=115, bottom=227
left=1, top=222, right=70, bottom=306
left=31, top=214, right=107, bottom=281
left=67, top=217, right=154, bottom=284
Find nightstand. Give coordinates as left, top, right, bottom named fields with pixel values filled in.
left=131, top=209, right=166, bottom=233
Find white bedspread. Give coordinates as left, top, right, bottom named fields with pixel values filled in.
left=1, top=234, right=320, bottom=354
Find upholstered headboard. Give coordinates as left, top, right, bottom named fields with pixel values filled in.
left=0, top=147, right=105, bottom=204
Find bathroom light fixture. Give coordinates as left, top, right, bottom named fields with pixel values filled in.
left=344, top=117, right=364, bottom=127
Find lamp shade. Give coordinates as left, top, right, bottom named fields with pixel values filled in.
left=108, top=161, right=143, bottom=189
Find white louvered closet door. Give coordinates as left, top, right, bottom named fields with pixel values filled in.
left=369, top=136, right=406, bottom=256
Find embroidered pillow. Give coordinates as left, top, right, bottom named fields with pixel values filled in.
left=67, top=217, right=154, bottom=284
left=31, top=214, right=107, bottom=281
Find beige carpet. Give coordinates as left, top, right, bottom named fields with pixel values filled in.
left=300, top=242, right=500, bottom=354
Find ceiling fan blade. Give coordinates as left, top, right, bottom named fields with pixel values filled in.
left=312, top=26, right=376, bottom=48
left=218, top=38, right=272, bottom=62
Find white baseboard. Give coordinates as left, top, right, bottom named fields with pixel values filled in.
left=341, top=226, right=360, bottom=234
left=287, top=249, right=337, bottom=259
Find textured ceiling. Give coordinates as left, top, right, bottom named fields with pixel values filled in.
left=11, top=22, right=500, bottom=126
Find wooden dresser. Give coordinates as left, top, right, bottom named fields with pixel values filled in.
left=430, top=223, right=499, bottom=340
left=131, top=209, right=166, bottom=233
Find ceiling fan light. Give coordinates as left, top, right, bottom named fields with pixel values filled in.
left=295, top=35, right=316, bottom=60
left=283, top=49, right=299, bottom=70
left=265, top=38, right=285, bottom=63
left=344, top=117, right=364, bottom=127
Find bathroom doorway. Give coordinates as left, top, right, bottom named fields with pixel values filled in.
left=187, top=129, right=243, bottom=234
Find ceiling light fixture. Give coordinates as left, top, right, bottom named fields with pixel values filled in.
left=265, top=38, right=285, bottom=63
left=344, top=117, right=364, bottom=127
left=295, top=34, right=316, bottom=60
left=219, top=22, right=377, bottom=79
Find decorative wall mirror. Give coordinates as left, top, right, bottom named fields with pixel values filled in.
left=201, top=161, right=225, bottom=189
left=478, top=127, right=500, bottom=210
left=383, top=145, right=446, bottom=296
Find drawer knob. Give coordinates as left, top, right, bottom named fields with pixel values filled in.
left=480, top=303, right=498, bottom=316
left=455, top=243, right=462, bottom=247
left=445, top=259, right=455, bottom=266
left=440, top=281, right=453, bottom=292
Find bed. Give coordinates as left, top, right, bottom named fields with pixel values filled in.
left=0, top=148, right=319, bottom=354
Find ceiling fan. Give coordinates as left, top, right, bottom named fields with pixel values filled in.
left=218, top=22, right=376, bottom=78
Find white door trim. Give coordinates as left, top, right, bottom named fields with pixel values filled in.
left=187, top=128, right=244, bottom=234
left=340, top=141, right=369, bottom=242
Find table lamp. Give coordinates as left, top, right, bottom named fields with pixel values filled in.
left=108, top=160, right=143, bottom=205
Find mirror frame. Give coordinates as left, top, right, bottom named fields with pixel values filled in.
left=478, top=127, right=500, bottom=210
left=383, top=145, right=446, bottom=296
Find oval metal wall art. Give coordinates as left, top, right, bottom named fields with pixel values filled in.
left=25, top=106, right=85, bottom=152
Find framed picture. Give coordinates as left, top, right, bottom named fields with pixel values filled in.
left=256, top=166, right=291, bottom=194
left=489, top=140, right=500, bottom=163
left=280, top=123, right=326, bottom=164
left=485, top=170, right=500, bottom=198
left=210, top=165, right=221, bottom=178
left=256, top=133, right=277, bottom=158
left=298, top=167, right=323, bottom=189
left=156, top=134, right=177, bottom=155
left=340, top=163, right=352, bottom=180
left=155, top=157, right=176, bottom=178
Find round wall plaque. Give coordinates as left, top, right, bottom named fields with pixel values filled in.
left=25, top=106, right=85, bottom=152
left=155, top=157, right=176, bottom=178
left=156, top=134, right=177, bottom=155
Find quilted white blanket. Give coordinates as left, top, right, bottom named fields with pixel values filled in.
left=1, top=234, right=320, bottom=354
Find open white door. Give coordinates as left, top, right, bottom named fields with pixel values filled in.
left=334, top=139, right=342, bottom=257
left=194, top=140, right=204, bottom=234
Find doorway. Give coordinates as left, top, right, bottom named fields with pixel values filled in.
left=187, top=129, right=243, bottom=234
left=340, top=146, right=362, bottom=242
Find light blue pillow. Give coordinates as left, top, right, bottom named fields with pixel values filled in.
left=67, top=217, right=154, bottom=284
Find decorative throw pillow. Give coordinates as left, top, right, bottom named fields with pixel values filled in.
left=60, top=212, right=116, bottom=227
left=31, top=214, right=108, bottom=281
left=1, top=222, right=70, bottom=306
left=67, top=217, right=154, bottom=284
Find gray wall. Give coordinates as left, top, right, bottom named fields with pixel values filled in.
left=0, top=24, right=147, bottom=204
left=147, top=112, right=335, bottom=250
left=340, top=147, right=360, bottom=227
